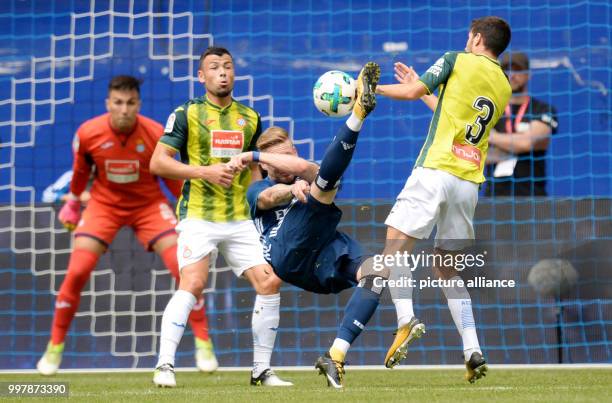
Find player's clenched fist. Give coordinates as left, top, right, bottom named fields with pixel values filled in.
left=196, top=163, right=235, bottom=188
left=227, top=152, right=253, bottom=172
left=290, top=179, right=310, bottom=203
left=58, top=198, right=81, bottom=231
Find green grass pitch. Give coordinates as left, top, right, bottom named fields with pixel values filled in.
left=1, top=368, right=610, bottom=402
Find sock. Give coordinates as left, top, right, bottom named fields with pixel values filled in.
left=315, top=124, right=360, bottom=191
left=392, top=298, right=415, bottom=328
left=390, top=266, right=415, bottom=328
left=161, top=245, right=209, bottom=341
left=442, top=276, right=481, bottom=361
left=51, top=248, right=99, bottom=345
left=157, top=289, right=196, bottom=367
left=252, top=293, right=280, bottom=377
left=346, top=110, right=364, bottom=132
left=332, top=276, right=382, bottom=361
left=329, top=338, right=350, bottom=362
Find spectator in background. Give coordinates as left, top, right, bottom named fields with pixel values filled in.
left=486, top=52, right=558, bottom=196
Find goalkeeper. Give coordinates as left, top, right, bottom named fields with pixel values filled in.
left=229, top=62, right=381, bottom=389
left=36, top=75, right=217, bottom=376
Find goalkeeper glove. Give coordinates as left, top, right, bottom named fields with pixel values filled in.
left=58, top=198, right=81, bottom=231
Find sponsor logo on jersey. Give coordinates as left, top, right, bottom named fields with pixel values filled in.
left=105, top=160, right=140, bottom=183
left=205, top=119, right=216, bottom=125
left=211, top=130, right=244, bottom=157
left=452, top=142, right=482, bottom=167
left=426, top=57, right=445, bottom=77
left=100, top=141, right=114, bottom=150
left=164, top=113, right=176, bottom=133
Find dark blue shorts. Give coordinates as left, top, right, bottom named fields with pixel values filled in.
left=265, top=195, right=365, bottom=294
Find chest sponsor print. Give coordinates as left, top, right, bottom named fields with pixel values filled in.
left=105, top=160, right=140, bottom=183
left=211, top=130, right=244, bottom=157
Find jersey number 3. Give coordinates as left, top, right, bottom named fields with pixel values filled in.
left=465, top=96, right=495, bottom=145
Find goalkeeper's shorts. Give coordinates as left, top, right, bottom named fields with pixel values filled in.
left=74, top=198, right=177, bottom=251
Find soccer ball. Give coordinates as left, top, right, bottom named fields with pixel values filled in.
left=313, top=70, right=356, bottom=117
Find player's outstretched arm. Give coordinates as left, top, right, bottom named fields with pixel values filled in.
left=230, top=152, right=319, bottom=183
left=393, top=62, right=438, bottom=111
left=376, top=62, right=429, bottom=101
left=150, top=143, right=235, bottom=188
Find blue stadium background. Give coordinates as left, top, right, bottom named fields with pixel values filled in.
left=1, top=0, right=610, bottom=199
left=1, top=0, right=610, bottom=370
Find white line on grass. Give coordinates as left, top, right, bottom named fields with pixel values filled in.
left=1, top=363, right=610, bottom=375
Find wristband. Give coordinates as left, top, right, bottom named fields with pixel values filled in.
left=252, top=151, right=260, bottom=162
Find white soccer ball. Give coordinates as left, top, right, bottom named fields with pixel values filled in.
left=313, top=70, right=356, bottom=117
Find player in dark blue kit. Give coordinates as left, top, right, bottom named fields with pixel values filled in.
left=229, top=62, right=383, bottom=389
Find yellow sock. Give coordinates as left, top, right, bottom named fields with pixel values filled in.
left=329, top=346, right=346, bottom=363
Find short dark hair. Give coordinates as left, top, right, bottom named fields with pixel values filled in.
left=108, top=75, right=142, bottom=95
left=198, top=46, right=233, bottom=69
left=470, top=16, right=511, bottom=57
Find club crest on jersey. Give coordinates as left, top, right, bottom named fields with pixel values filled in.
left=236, top=117, right=246, bottom=127
left=135, top=138, right=145, bottom=153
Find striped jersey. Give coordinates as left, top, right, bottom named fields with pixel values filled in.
left=416, top=51, right=511, bottom=183
left=159, top=95, right=261, bottom=222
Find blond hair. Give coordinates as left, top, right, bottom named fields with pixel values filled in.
left=256, top=126, right=291, bottom=151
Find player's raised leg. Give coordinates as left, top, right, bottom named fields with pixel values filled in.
left=311, top=61, right=380, bottom=205
left=313, top=62, right=381, bottom=389
left=37, top=236, right=105, bottom=376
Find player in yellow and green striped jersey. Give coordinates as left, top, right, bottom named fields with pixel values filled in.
left=149, top=46, right=291, bottom=388
left=160, top=94, right=261, bottom=222
left=375, top=16, right=512, bottom=383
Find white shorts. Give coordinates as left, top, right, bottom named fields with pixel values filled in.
left=385, top=167, right=479, bottom=250
left=176, top=219, right=268, bottom=276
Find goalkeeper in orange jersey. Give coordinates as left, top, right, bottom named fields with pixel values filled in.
left=36, top=75, right=217, bottom=375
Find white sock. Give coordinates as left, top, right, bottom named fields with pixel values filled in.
left=156, top=289, right=196, bottom=368
left=346, top=111, right=364, bottom=132
left=392, top=298, right=415, bottom=328
left=252, top=293, right=280, bottom=377
left=331, top=338, right=350, bottom=355
left=442, top=277, right=481, bottom=361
